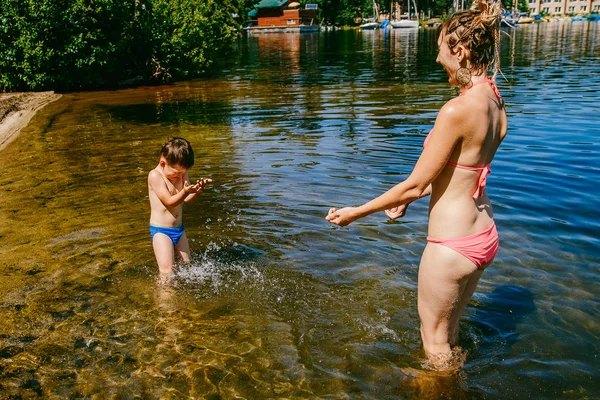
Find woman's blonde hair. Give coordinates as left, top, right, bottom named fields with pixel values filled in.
left=437, top=0, right=502, bottom=79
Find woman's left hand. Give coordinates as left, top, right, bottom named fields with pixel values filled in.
left=326, top=207, right=357, bottom=227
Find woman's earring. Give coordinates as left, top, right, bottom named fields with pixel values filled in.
left=456, top=67, right=472, bottom=88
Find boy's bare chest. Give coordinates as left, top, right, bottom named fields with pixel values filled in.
left=164, top=177, right=183, bottom=195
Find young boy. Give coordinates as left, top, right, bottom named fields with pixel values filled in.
left=148, top=137, right=212, bottom=274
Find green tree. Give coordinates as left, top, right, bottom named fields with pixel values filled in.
left=0, top=0, right=136, bottom=91
left=296, top=0, right=373, bottom=25
left=0, top=0, right=250, bottom=91
left=517, top=0, right=529, bottom=12
left=422, top=0, right=453, bottom=17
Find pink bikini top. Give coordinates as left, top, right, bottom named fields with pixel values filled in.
left=423, top=78, right=501, bottom=199
left=460, top=77, right=501, bottom=99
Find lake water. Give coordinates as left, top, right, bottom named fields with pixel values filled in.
left=0, top=22, right=598, bottom=398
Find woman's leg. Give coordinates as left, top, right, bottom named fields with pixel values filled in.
left=417, top=242, right=481, bottom=367
left=448, top=268, right=484, bottom=346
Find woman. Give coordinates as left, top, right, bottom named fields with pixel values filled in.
left=326, top=0, right=506, bottom=369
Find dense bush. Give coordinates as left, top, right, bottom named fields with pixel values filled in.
left=0, top=0, right=250, bottom=91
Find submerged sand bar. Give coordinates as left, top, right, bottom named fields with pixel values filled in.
left=0, top=92, right=62, bottom=151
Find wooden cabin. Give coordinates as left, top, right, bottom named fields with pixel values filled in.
left=249, top=0, right=318, bottom=27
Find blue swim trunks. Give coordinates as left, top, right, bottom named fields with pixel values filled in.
left=149, top=223, right=185, bottom=246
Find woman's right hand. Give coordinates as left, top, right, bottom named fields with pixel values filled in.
left=385, top=204, right=408, bottom=220
left=326, top=207, right=358, bottom=227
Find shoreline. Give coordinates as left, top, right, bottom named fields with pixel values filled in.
left=0, top=92, right=62, bottom=151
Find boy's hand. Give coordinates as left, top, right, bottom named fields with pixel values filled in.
left=197, top=178, right=213, bottom=189
left=183, top=180, right=201, bottom=194
left=184, top=178, right=213, bottom=194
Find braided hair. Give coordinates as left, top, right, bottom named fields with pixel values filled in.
left=437, top=0, right=502, bottom=79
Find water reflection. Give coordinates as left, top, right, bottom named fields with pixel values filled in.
left=0, top=23, right=599, bottom=398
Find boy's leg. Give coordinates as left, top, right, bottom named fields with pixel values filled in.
left=152, top=233, right=175, bottom=274
left=174, top=231, right=191, bottom=264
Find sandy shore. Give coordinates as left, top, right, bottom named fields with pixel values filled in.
left=0, top=92, right=62, bottom=151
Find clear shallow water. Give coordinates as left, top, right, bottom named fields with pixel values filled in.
left=0, top=23, right=598, bottom=398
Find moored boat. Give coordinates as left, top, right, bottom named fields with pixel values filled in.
left=360, top=21, right=379, bottom=30
left=501, top=17, right=518, bottom=28
left=360, top=0, right=380, bottom=30
left=299, top=25, right=320, bottom=32
left=518, top=16, right=534, bottom=24
left=390, top=0, right=419, bottom=28
left=391, top=18, right=419, bottom=28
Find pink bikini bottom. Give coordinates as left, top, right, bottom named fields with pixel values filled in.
left=427, top=223, right=499, bottom=269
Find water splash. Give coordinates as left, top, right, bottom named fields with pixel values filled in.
left=170, top=241, right=265, bottom=296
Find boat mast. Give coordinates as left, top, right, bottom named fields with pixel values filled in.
left=410, top=0, right=417, bottom=19
left=373, top=0, right=379, bottom=21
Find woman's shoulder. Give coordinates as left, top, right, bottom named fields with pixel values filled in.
left=437, top=97, right=473, bottom=126
left=432, top=97, right=483, bottom=143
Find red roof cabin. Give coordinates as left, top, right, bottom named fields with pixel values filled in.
left=249, top=0, right=318, bottom=27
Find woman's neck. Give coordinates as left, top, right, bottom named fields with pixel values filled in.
left=459, top=74, right=489, bottom=93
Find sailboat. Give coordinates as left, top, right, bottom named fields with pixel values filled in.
left=360, top=0, right=379, bottom=30
left=391, top=0, right=419, bottom=28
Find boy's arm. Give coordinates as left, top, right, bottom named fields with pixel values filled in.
left=148, top=170, right=191, bottom=207
left=183, top=171, right=198, bottom=203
